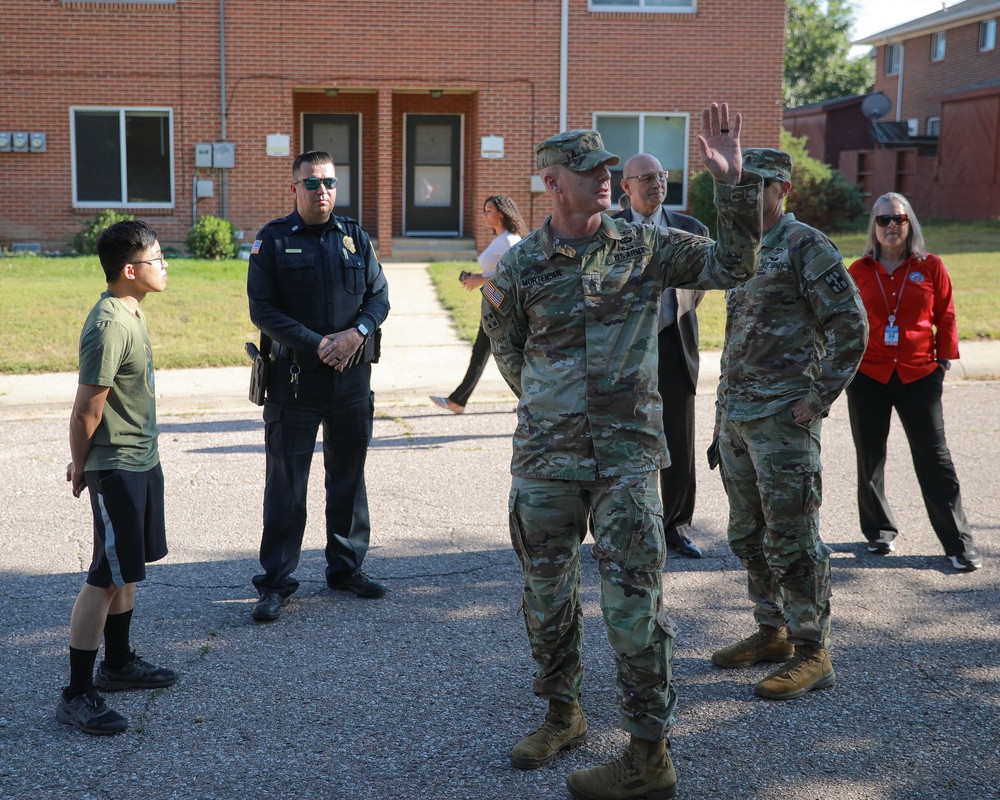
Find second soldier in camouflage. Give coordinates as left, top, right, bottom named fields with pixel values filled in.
left=712, top=147, right=868, bottom=701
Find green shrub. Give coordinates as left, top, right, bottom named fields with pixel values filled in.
left=72, top=210, right=136, bottom=254
left=782, top=129, right=867, bottom=232
left=186, top=215, right=237, bottom=259
left=688, top=169, right=718, bottom=238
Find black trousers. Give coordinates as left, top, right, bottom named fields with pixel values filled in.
left=253, top=361, right=374, bottom=597
left=448, top=324, right=493, bottom=408
left=846, top=368, right=973, bottom=556
left=657, top=326, right=696, bottom=545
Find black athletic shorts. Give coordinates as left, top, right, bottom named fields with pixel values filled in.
left=84, top=463, right=168, bottom=588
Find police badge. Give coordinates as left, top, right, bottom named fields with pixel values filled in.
left=343, top=235, right=356, bottom=254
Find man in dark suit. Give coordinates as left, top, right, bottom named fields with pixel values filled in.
left=614, top=153, right=708, bottom=559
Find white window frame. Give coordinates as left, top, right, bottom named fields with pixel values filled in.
left=931, top=31, right=946, bottom=61
left=885, top=43, right=902, bottom=76
left=906, top=118, right=919, bottom=136
left=70, top=106, right=175, bottom=209
left=589, top=0, right=696, bottom=13
left=980, top=19, right=997, bottom=51
left=926, top=117, right=940, bottom=137
left=593, top=111, right=692, bottom=210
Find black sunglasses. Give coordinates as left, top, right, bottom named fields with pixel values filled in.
left=875, top=214, right=909, bottom=227
left=296, top=177, right=338, bottom=190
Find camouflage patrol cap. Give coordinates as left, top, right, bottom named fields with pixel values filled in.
left=535, top=129, right=620, bottom=171
left=742, top=148, right=793, bottom=182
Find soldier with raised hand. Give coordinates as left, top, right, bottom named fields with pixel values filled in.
left=711, top=148, right=868, bottom=701
left=482, top=103, right=763, bottom=800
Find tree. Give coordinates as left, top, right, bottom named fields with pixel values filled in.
left=785, top=0, right=874, bottom=108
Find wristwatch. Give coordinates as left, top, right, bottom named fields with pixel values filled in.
left=354, top=321, right=370, bottom=339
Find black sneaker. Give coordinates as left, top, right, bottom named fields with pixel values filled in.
left=94, top=652, right=178, bottom=692
left=868, top=541, right=895, bottom=555
left=949, top=550, right=982, bottom=571
left=56, top=688, right=127, bottom=736
left=252, top=591, right=289, bottom=622
left=327, top=569, right=388, bottom=599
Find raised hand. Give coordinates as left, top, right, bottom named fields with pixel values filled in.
left=696, top=102, right=743, bottom=185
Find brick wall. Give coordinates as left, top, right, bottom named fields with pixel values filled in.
left=870, top=16, right=1000, bottom=134
left=1, top=0, right=785, bottom=253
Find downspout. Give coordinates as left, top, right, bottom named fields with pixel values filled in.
left=220, top=0, right=228, bottom=220
left=895, top=42, right=904, bottom=123
left=559, top=0, right=568, bottom=131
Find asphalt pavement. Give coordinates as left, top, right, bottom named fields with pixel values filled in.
left=1, top=262, right=998, bottom=800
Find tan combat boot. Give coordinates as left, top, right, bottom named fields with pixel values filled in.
left=711, top=624, right=794, bottom=669
left=566, top=735, right=676, bottom=800
left=510, top=699, right=588, bottom=770
left=755, top=644, right=836, bottom=700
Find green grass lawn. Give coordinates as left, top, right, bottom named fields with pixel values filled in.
left=429, top=219, right=1000, bottom=349
left=2, top=219, right=998, bottom=373
left=0, top=256, right=256, bottom=373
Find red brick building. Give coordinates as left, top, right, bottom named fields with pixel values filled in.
left=843, top=0, right=1000, bottom=218
left=1, top=0, right=785, bottom=257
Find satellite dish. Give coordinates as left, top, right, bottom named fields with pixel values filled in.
left=861, top=93, right=891, bottom=121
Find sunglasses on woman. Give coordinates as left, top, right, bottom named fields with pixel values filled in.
left=875, top=214, right=908, bottom=227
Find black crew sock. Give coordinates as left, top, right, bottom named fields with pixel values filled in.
left=102, top=609, right=134, bottom=669
left=67, top=646, right=99, bottom=699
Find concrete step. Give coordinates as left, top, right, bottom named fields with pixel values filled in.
left=380, top=237, right=478, bottom=263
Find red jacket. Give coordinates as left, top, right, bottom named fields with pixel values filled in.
left=848, top=253, right=960, bottom=384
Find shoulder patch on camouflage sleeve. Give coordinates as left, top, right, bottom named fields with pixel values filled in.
left=482, top=280, right=506, bottom=311
left=824, top=268, right=850, bottom=294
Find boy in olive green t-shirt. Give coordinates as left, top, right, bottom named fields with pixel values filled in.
left=57, top=220, right=178, bottom=736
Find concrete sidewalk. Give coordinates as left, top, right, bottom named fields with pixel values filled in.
left=2, top=260, right=999, bottom=419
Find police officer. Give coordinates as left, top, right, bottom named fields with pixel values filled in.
left=712, top=148, right=867, bottom=700
left=483, top=104, right=762, bottom=800
left=247, top=150, right=390, bottom=622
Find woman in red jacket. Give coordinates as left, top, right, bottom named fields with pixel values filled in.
left=846, top=193, right=981, bottom=571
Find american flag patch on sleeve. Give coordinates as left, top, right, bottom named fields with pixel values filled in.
left=251, top=239, right=263, bottom=255
left=482, top=280, right=505, bottom=310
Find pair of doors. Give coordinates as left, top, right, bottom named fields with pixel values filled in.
left=304, top=113, right=461, bottom=235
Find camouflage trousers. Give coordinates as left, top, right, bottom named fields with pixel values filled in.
left=719, top=407, right=833, bottom=648
left=508, top=473, right=676, bottom=741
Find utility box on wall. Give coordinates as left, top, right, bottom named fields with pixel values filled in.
left=212, top=142, right=235, bottom=169
left=195, top=143, right=213, bottom=167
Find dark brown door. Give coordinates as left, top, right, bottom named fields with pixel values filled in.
left=304, top=114, right=360, bottom=222
left=405, top=114, right=461, bottom=236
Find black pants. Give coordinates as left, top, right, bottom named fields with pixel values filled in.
left=846, top=368, right=973, bottom=556
left=254, top=361, right=374, bottom=597
left=657, top=326, right=696, bottom=545
left=448, top=324, right=493, bottom=408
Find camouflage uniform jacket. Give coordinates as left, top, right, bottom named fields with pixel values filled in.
left=717, top=212, right=868, bottom=424
left=483, top=180, right=762, bottom=481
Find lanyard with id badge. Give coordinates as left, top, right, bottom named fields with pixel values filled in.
left=876, top=267, right=907, bottom=346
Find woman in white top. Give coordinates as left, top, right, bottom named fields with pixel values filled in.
left=431, top=195, right=527, bottom=413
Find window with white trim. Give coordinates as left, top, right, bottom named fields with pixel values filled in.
left=589, top=0, right=695, bottom=12
left=884, top=43, right=902, bottom=76
left=926, top=117, right=940, bottom=137
left=906, top=118, right=919, bottom=136
left=72, top=108, right=174, bottom=207
left=594, top=112, right=690, bottom=208
left=980, top=19, right=996, bottom=51
left=931, top=31, right=946, bottom=61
